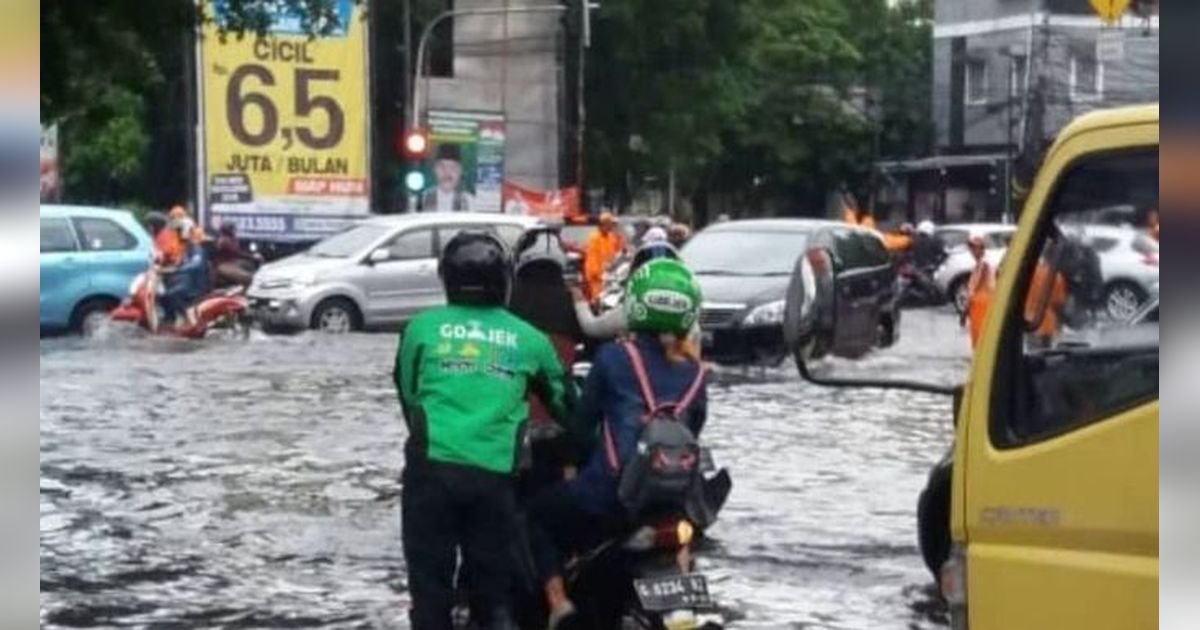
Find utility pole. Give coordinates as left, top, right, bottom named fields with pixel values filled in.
left=576, top=1, right=598, bottom=203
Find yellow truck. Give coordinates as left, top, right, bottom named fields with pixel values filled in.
left=785, top=104, right=1159, bottom=629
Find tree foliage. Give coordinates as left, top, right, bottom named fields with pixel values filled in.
left=41, top=0, right=347, bottom=205
left=584, top=0, right=933, bottom=219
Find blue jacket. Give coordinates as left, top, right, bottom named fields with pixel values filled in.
left=570, top=334, right=707, bottom=515
left=164, top=243, right=209, bottom=299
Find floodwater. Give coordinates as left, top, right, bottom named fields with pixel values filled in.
left=40, top=308, right=969, bottom=629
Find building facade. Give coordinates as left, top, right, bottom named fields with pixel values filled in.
left=421, top=0, right=566, bottom=198
left=877, top=0, right=1158, bottom=225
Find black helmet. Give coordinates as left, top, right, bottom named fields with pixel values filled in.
left=440, top=230, right=512, bottom=306
left=219, top=220, right=237, bottom=236
left=630, top=241, right=679, bottom=274
left=143, top=211, right=167, bottom=232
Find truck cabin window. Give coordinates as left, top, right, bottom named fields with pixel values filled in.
left=995, top=148, right=1159, bottom=447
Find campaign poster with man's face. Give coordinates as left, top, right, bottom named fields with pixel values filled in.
left=419, top=110, right=505, bottom=212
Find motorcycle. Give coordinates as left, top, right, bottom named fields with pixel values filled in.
left=502, top=231, right=730, bottom=629
left=109, top=264, right=251, bottom=339
left=895, top=260, right=944, bottom=308
left=500, top=423, right=730, bottom=630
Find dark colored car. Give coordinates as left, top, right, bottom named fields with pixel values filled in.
left=683, top=219, right=899, bottom=365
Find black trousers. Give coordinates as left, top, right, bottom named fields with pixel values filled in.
left=402, top=460, right=517, bottom=630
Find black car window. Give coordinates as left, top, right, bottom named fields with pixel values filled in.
left=41, top=218, right=78, bottom=253
left=860, top=232, right=891, bottom=267
left=833, top=231, right=870, bottom=270
left=991, top=147, right=1159, bottom=448
left=384, top=228, right=434, bottom=260
left=72, top=217, right=138, bottom=251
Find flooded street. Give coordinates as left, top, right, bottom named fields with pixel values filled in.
left=41, top=308, right=969, bottom=629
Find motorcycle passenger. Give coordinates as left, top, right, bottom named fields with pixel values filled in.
left=213, top=221, right=260, bottom=288
left=159, top=220, right=209, bottom=327
left=528, top=259, right=708, bottom=629
left=570, top=240, right=679, bottom=340
left=393, top=231, right=575, bottom=630
left=154, top=205, right=187, bottom=266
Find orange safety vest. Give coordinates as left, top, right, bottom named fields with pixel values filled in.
left=1023, top=261, right=1068, bottom=342
left=583, top=229, right=625, bottom=302
left=966, top=260, right=995, bottom=348
left=154, top=229, right=184, bottom=266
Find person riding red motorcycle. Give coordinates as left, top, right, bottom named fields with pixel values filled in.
left=110, top=216, right=250, bottom=337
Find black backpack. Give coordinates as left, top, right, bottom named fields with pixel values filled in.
left=603, top=342, right=707, bottom=517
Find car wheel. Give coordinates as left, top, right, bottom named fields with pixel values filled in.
left=917, top=465, right=952, bottom=580
left=1104, top=281, right=1148, bottom=321
left=70, top=297, right=118, bottom=336
left=311, top=298, right=361, bottom=333
left=948, top=275, right=970, bottom=316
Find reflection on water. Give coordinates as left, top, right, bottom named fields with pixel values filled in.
left=41, top=309, right=968, bottom=628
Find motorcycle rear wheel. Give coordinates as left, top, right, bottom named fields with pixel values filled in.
left=207, top=312, right=252, bottom=340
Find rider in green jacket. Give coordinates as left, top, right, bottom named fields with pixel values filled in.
left=394, top=230, right=573, bottom=630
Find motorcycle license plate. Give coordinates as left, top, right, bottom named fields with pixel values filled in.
left=633, top=574, right=712, bottom=611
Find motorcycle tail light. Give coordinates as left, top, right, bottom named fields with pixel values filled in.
left=653, top=519, right=693, bottom=549
left=1142, top=252, right=1158, bottom=267
left=622, top=519, right=695, bottom=552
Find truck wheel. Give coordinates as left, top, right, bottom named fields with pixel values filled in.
left=70, top=297, right=118, bottom=336
left=311, top=298, right=361, bottom=333
left=917, top=466, right=952, bottom=580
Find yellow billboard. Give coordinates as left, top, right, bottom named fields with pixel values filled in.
left=198, top=0, right=369, bottom=241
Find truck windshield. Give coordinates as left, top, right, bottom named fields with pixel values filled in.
left=307, top=224, right=389, bottom=258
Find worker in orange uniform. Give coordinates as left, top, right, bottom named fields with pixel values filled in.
left=1023, top=244, right=1069, bottom=348
left=155, top=205, right=188, bottom=266
left=882, top=222, right=915, bottom=255
left=961, top=234, right=995, bottom=349
left=843, top=205, right=877, bottom=230
left=583, top=211, right=627, bottom=303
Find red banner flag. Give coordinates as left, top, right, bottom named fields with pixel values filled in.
left=502, top=181, right=582, bottom=221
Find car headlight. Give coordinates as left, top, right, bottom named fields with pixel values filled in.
left=743, top=300, right=785, bottom=326
left=292, top=270, right=319, bottom=287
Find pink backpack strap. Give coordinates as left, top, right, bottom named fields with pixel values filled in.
left=673, top=363, right=708, bottom=419
left=621, top=341, right=658, bottom=413
left=622, top=341, right=707, bottom=420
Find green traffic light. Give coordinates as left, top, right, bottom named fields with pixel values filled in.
left=405, top=170, right=426, bottom=192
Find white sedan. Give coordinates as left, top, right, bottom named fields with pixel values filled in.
left=1067, top=224, right=1159, bottom=320
left=932, top=223, right=1017, bottom=313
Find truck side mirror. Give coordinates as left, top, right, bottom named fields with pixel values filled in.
left=784, top=246, right=838, bottom=363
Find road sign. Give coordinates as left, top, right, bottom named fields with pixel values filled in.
left=1089, top=0, right=1131, bottom=24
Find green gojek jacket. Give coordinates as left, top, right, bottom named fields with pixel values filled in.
left=394, top=304, right=574, bottom=474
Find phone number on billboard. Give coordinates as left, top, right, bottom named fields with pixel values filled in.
left=228, top=215, right=288, bottom=233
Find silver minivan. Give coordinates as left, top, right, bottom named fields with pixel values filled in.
left=248, top=212, right=542, bottom=332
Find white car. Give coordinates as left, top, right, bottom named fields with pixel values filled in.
left=1067, top=224, right=1159, bottom=320
left=932, top=223, right=1017, bottom=313
left=248, top=213, right=540, bottom=333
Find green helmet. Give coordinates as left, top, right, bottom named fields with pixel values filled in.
left=625, top=259, right=702, bottom=334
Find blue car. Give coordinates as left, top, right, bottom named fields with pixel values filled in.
left=40, top=205, right=153, bottom=333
